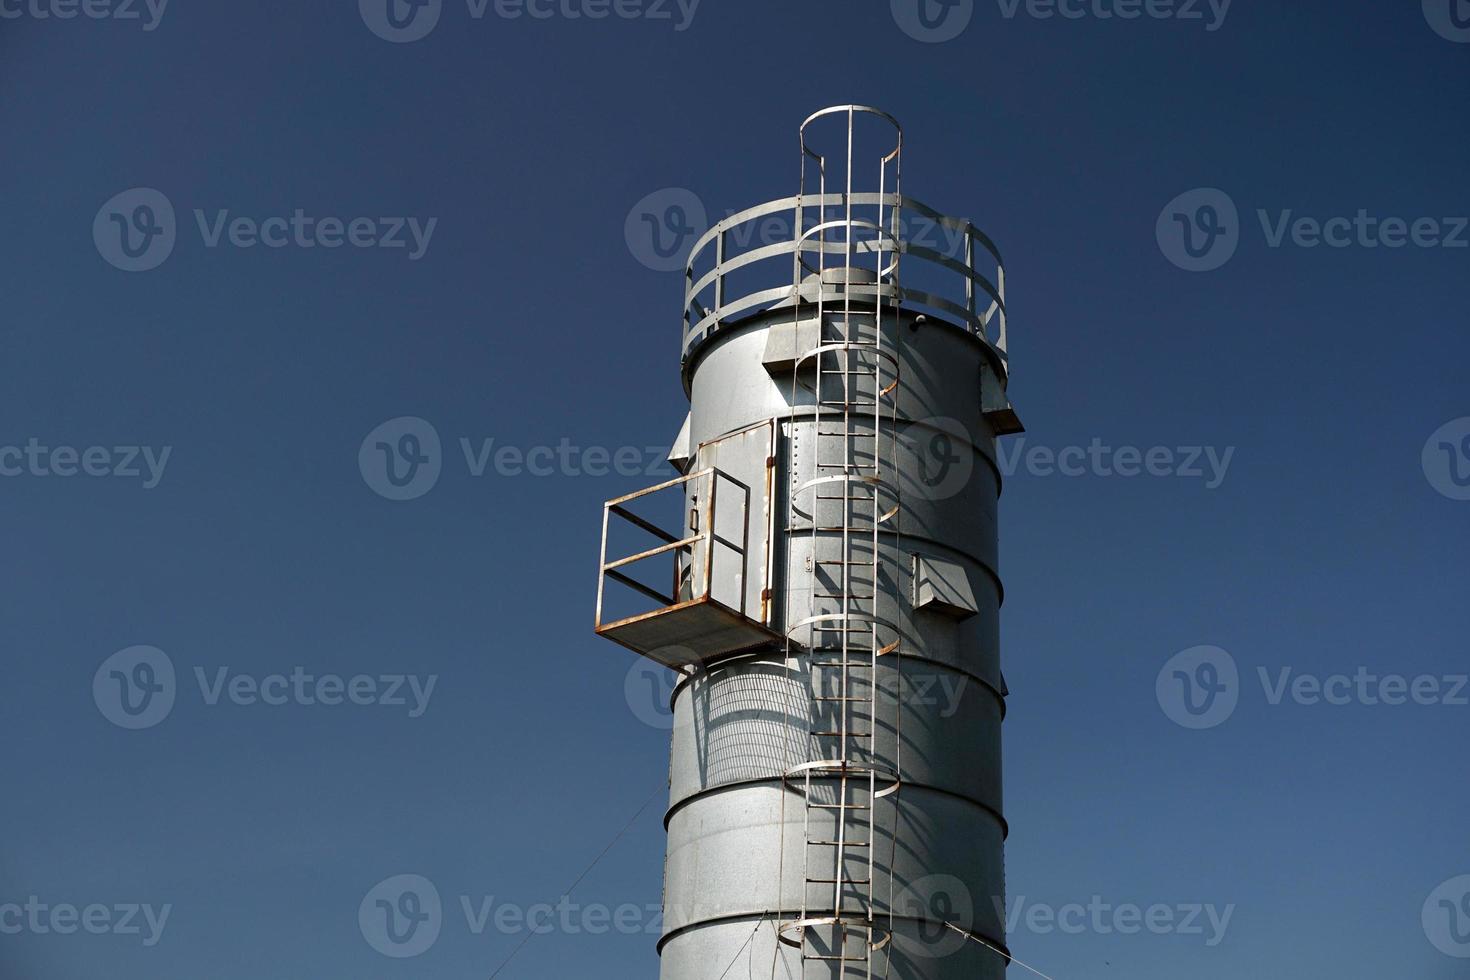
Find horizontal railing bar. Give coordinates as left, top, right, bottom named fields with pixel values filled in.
left=603, top=468, right=712, bottom=507
left=604, top=535, right=700, bottom=571
left=685, top=192, right=1002, bottom=266
left=608, top=504, right=680, bottom=545
left=709, top=534, right=744, bottom=554
left=604, top=568, right=676, bottom=607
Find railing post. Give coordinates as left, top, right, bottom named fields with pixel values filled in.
left=684, top=254, right=694, bottom=352
left=738, top=482, right=750, bottom=618
left=997, top=263, right=1007, bottom=353
left=702, top=471, right=717, bottom=601
left=596, top=502, right=611, bottom=629
left=965, top=225, right=976, bottom=334
left=714, top=228, right=725, bottom=319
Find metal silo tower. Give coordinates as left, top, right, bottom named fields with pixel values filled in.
left=596, top=106, right=1022, bottom=980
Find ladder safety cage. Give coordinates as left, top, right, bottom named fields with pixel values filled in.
left=775, top=104, right=909, bottom=980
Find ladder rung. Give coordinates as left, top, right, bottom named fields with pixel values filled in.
left=805, top=877, right=872, bottom=885
left=803, top=954, right=872, bottom=962
left=806, top=839, right=870, bottom=847
left=808, top=802, right=871, bottom=810
left=810, top=730, right=873, bottom=737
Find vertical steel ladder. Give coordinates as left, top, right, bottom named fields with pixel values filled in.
left=779, top=105, right=904, bottom=980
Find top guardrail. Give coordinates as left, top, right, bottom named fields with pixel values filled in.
left=680, top=192, right=1008, bottom=369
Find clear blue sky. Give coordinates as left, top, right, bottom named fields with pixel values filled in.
left=2, top=1, right=1467, bottom=978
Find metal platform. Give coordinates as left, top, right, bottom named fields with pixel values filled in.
left=595, top=596, right=780, bottom=667
left=595, top=465, right=777, bottom=669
